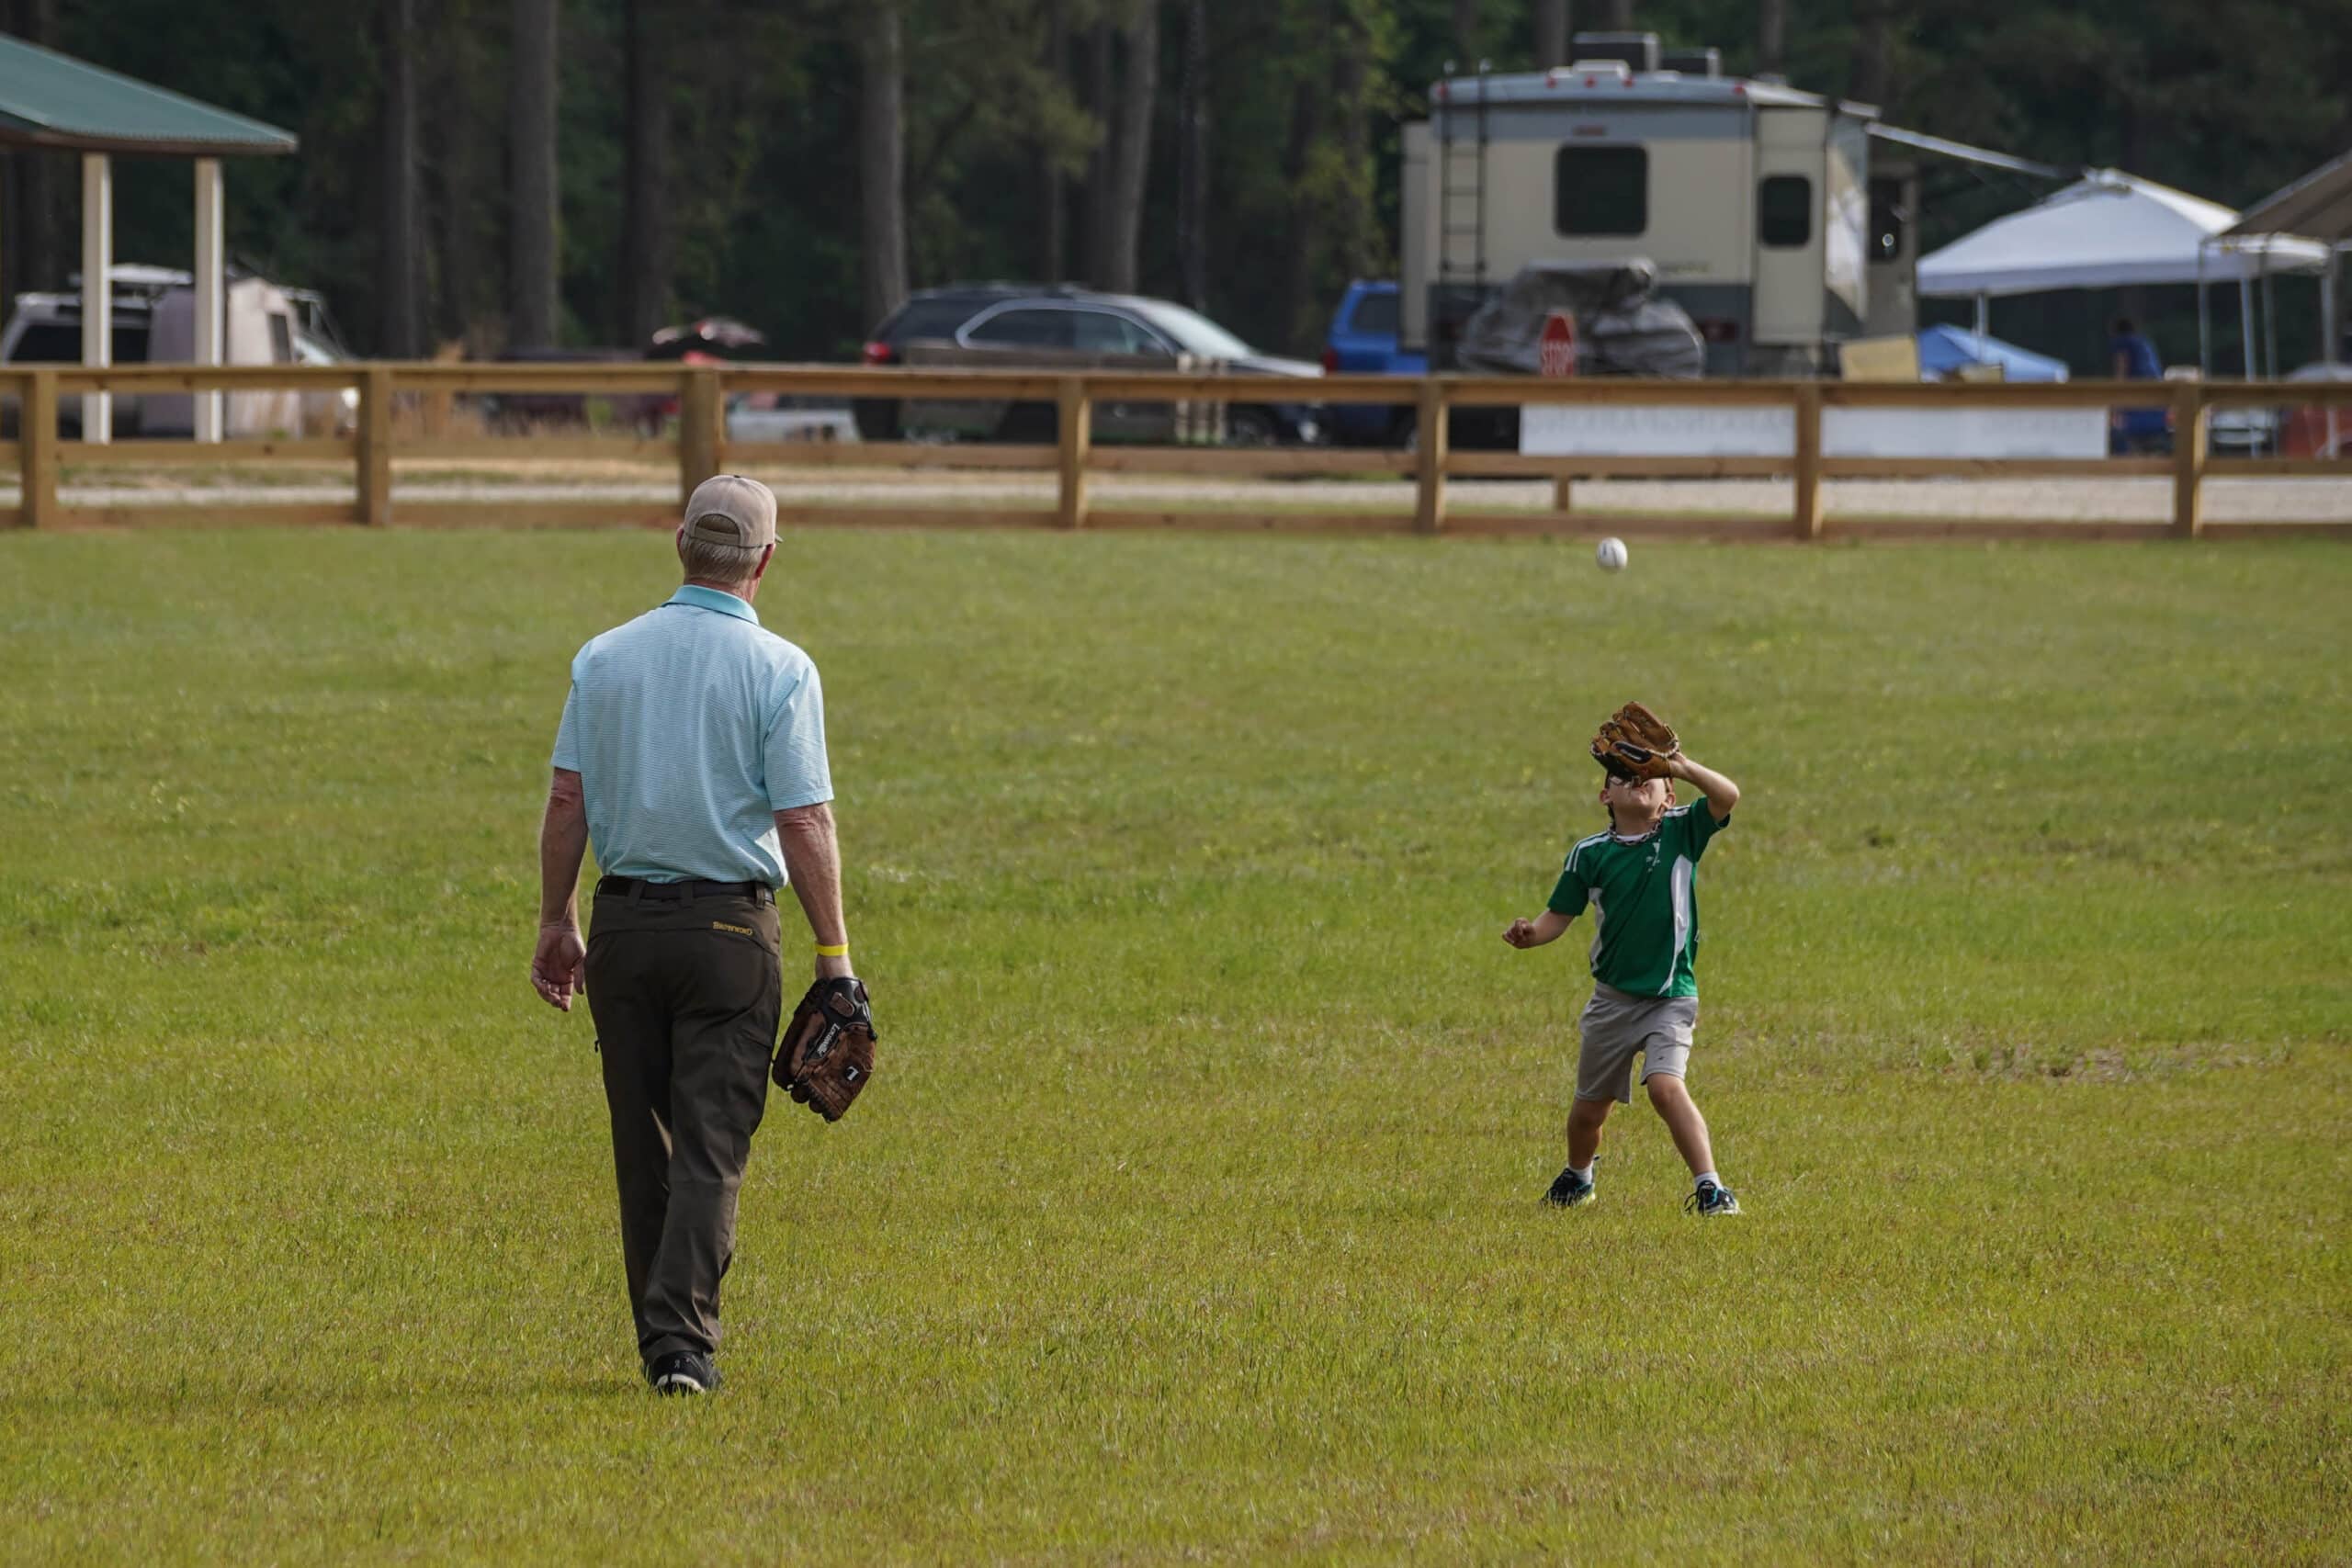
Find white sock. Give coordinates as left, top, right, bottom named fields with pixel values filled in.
left=1569, top=1162, right=1594, bottom=1183
left=1695, top=1170, right=1721, bottom=1190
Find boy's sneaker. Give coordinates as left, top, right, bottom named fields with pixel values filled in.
left=1684, top=1179, right=1742, bottom=1217
left=647, top=1350, right=721, bottom=1395
left=1543, top=1167, right=1597, bottom=1208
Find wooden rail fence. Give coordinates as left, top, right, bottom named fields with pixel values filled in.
left=4, top=362, right=2350, bottom=539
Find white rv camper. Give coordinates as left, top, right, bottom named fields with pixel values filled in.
left=1401, top=34, right=1917, bottom=377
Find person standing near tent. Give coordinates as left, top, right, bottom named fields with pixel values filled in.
left=2109, top=316, right=2169, bottom=455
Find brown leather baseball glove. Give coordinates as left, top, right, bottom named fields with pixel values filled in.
left=775, top=976, right=876, bottom=1122
left=1591, top=701, right=1681, bottom=781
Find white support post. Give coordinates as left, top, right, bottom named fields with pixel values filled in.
left=2238, top=277, right=2257, bottom=379
left=2330, top=246, right=2346, bottom=457
left=194, top=158, right=225, bottom=442
left=2322, top=261, right=2338, bottom=367
left=81, top=153, right=113, bottom=444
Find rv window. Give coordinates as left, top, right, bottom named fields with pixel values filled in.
left=1758, top=175, right=1812, bottom=248
left=1553, top=147, right=1647, bottom=237
left=1869, top=177, right=1906, bottom=264
left=268, top=312, right=296, bottom=363
left=967, top=308, right=1075, bottom=349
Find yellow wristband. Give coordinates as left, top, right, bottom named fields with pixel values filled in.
left=814, top=942, right=849, bottom=957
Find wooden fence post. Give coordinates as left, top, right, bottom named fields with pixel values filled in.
left=1792, top=381, right=1824, bottom=541
left=2171, top=380, right=2206, bottom=540
left=423, top=342, right=459, bottom=437
left=1057, top=377, right=1091, bottom=529
left=1552, top=476, right=1574, bottom=513
left=22, top=369, right=58, bottom=528
left=679, top=367, right=722, bottom=507
left=356, top=366, right=393, bottom=526
left=1414, top=378, right=1448, bottom=534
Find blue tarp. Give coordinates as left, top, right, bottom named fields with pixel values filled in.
left=1916, top=325, right=2070, bottom=382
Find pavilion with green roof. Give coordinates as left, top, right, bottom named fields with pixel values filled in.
left=0, top=33, right=298, bottom=441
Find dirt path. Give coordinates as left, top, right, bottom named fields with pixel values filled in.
left=20, top=467, right=2352, bottom=522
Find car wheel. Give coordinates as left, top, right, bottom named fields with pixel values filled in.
left=1226, top=407, right=1278, bottom=446
left=1390, top=409, right=1419, bottom=454
left=999, top=401, right=1058, bottom=444
left=852, top=398, right=901, bottom=442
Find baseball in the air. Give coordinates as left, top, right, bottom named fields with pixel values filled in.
left=1595, top=537, right=1629, bottom=572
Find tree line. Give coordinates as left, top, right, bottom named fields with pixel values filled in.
left=5, top=0, right=2349, bottom=362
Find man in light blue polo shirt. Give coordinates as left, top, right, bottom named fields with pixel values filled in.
left=530, top=474, right=856, bottom=1396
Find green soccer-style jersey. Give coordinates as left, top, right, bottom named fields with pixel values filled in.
left=1546, top=803, right=1729, bottom=998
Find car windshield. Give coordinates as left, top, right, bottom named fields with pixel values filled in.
left=294, top=330, right=346, bottom=366
left=1129, top=300, right=1256, bottom=359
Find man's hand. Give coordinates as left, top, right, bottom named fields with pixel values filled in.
left=536, top=769, right=591, bottom=1010
left=532, top=920, right=587, bottom=1010
left=776, top=976, right=876, bottom=1122
left=1504, top=917, right=1539, bottom=948
left=776, top=801, right=853, bottom=987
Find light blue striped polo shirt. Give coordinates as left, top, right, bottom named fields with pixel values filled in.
left=550, top=584, right=831, bottom=886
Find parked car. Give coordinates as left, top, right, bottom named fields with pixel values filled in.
left=478, top=346, right=668, bottom=433
left=728, top=390, right=858, bottom=444
left=854, top=284, right=1326, bottom=445
left=1, top=263, right=355, bottom=436
left=2205, top=361, right=2352, bottom=458
left=646, top=316, right=769, bottom=362
left=1322, top=279, right=1426, bottom=446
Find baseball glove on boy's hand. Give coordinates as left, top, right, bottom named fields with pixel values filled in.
left=775, top=977, right=876, bottom=1122
left=1591, top=702, right=1681, bottom=780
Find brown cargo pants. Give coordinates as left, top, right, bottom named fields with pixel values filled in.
left=582, top=879, right=783, bottom=1364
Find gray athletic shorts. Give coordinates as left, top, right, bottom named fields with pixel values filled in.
left=1576, top=983, right=1698, bottom=1103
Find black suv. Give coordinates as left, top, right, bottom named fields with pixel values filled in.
left=854, top=284, right=1326, bottom=446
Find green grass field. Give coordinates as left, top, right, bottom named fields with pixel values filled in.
left=2, top=526, right=2346, bottom=1563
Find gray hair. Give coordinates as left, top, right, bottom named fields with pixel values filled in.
left=680, top=528, right=766, bottom=585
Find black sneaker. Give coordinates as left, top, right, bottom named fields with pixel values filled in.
left=647, top=1349, right=721, bottom=1395
left=1543, top=1166, right=1597, bottom=1208
left=1684, top=1179, right=1742, bottom=1217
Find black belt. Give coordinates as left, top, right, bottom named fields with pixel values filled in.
left=596, top=876, right=774, bottom=905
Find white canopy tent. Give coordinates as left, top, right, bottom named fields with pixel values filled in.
left=2225, top=148, right=2352, bottom=369
left=1917, top=171, right=2332, bottom=375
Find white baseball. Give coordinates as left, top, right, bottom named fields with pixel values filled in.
left=1595, top=536, right=1628, bottom=572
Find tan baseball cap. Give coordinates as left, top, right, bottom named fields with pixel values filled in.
left=683, top=474, right=777, bottom=550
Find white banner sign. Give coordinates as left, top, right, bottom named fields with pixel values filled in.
left=1822, top=407, right=2107, bottom=459
left=1517, top=401, right=2111, bottom=460
left=1520, top=405, right=1794, bottom=457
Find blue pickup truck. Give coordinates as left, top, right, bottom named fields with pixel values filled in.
left=1322, top=280, right=1427, bottom=446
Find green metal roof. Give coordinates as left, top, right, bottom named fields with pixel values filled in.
left=0, top=34, right=296, bottom=156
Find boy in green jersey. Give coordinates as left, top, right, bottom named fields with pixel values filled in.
left=1503, top=734, right=1744, bottom=1216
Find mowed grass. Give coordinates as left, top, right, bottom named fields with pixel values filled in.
left=0, top=526, right=2346, bottom=1564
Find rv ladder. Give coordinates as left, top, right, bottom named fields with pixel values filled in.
left=1435, top=59, right=1490, bottom=292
